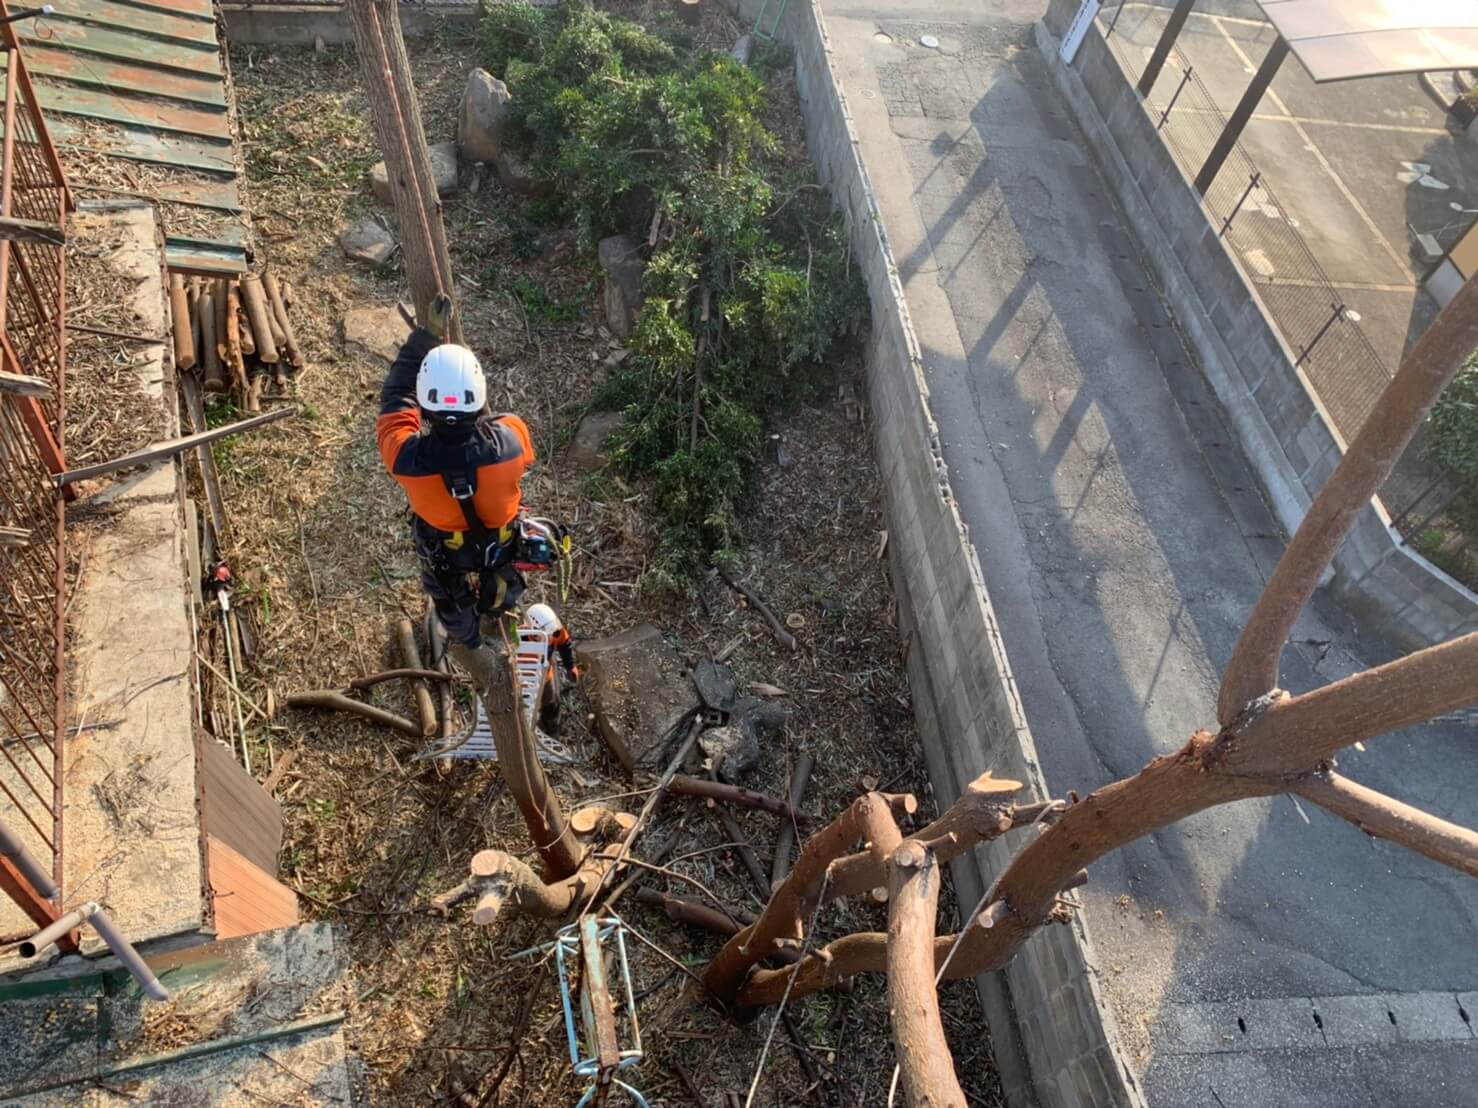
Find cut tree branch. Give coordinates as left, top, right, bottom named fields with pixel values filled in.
left=1218, top=273, right=1478, bottom=724
left=1292, top=771, right=1478, bottom=878
left=886, top=842, right=966, bottom=1108
left=1228, top=632, right=1478, bottom=775
left=286, top=690, right=421, bottom=736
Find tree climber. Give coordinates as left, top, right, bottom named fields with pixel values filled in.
left=376, top=295, right=539, bottom=690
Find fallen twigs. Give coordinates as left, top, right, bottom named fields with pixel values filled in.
left=717, top=567, right=797, bottom=651
left=771, top=752, right=814, bottom=890
left=347, top=668, right=453, bottom=690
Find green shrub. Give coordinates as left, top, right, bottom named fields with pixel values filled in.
left=483, top=0, right=868, bottom=583
left=1429, top=353, right=1478, bottom=487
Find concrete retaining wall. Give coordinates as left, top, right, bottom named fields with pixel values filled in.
left=1039, top=0, right=1478, bottom=648
left=734, top=2, right=1143, bottom=1104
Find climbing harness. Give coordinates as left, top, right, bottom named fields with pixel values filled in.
left=514, top=917, right=649, bottom=1107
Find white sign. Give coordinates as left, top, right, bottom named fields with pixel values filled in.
left=1060, top=0, right=1102, bottom=64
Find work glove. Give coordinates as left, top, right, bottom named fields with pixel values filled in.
left=425, top=293, right=454, bottom=341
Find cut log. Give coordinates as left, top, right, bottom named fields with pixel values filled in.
left=237, top=305, right=256, bottom=357
left=240, top=273, right=280, bottom=364
left=0, top=525, right=29, bottom=548
left=214, top=277, right=229, bottom=362
left=394, top=616, right=437, bottom=737
left=570, top=806, right=639, bottom=839
left=264, top=271, right=303, bottom=369
left=244, top=371, right=264, bottom=414
left=168, top=272, right=195, bottom=371
left=199, top=291, right=225, bottom=393
left=224, top=282, right=246, bottom=394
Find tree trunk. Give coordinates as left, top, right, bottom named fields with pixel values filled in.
left=346, top=0, right=459, bottom=335
left=482, top=638, right=583, bottom=880
left=1218, top=274, right=1478, bottom=723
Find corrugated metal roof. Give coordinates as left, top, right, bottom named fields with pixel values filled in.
left=14, top=0, right=246, bottom=274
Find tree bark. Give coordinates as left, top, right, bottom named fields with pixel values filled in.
left=393, top=616, right=437, bottom=737
left=770, top=752, right=814, bottom=890
left=1292, top=771, right=1478, bottom=878
left=1218, top=274, right=1478, bottom=724
left=887, top=842, right=966, bottom=1108
left=448, top=847, right=619, bottom=925
left=483, top=638, right=582, bottom=880
left=704, top=792, right=902, bottom=1006
left=346, top=0, right=459, bottom=334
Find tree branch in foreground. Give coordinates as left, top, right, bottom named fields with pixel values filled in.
left=1292, top=771, right=1478, bottom=879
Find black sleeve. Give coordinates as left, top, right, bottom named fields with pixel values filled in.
left=379, top=327, right=440, bottom=415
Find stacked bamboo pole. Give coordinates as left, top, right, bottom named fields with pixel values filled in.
left=170, top=268, right=307, bottom=412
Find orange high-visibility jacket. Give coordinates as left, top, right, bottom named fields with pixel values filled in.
left=376, top=329, right=534, bottom=535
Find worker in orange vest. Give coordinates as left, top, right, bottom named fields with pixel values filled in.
left=376, top=295, right=533, bottom=688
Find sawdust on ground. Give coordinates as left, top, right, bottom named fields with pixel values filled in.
left=222, top=8, right=1004, bottom=1105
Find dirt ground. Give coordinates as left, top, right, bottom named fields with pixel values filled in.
left=221, top=9, right=1003, bottom=1105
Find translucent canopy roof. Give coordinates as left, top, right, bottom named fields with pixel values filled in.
left=1260, top=0, right=1478, bottom=82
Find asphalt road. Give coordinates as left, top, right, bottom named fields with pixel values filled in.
left=820, top=1, right=1478, bottom=1103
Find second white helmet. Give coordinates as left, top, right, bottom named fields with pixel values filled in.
left=417, top=344, right=486, bottom=417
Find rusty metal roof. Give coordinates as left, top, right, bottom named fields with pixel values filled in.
left=1261, top=0, right=1478, bottom=83
left=13, top=0, right=245, bottom=273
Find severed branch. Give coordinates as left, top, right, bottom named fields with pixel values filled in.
left=0, top=370, right=49, bottom=398
left=346, top=668, right=453, bottom=690
left=0, top=525, right=29, bottom=548
left=1219, top=274, right=1478, bottom=724
left=1292, top=771, right=1478, bottom=879
left=703, top=792, right=902, bottom=1006
left=394, top=616, right=438, bottom=737
left=1229, top=632, right=1478, bottom=775
left=435, top=847, right=622, bottom=925
left=717, top=567, right=797, bottom=651
left=886, top=842, right=966, bottom=1108
left=669, top=775, right=811, bottom=822
left=285, top=690, right=420, bottom=736
left=771, top=752, right=815, bottom=890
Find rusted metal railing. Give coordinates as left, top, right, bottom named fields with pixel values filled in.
left=0, top=0, right=72, bottom=939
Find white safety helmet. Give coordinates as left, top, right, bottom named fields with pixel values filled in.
left=524, top=602, right=565, bottom=637
left=417, top=344, right=486, bottom=419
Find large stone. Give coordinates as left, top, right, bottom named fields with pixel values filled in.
left=565, top=409, right=623, bottom=474
left=343, top=306, right=410, bottom=365
left=577, top=625, right=692, bottom=771
left=730, top=34, right=754, bottom=65
left=599, top=235, right=646, bottom=339
left=338, top=217, right=396, bottom=266
left=699, top=724, right=758, bottom=784
left=494, top=147, right=544, bottom=198
left=458, top=69, right=513, bottom=164
left=369, top=141, right=459, bottom=204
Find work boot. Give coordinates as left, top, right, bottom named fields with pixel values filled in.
left=448, top=640, right=501, bottom=693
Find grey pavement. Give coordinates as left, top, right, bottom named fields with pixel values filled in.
left=821, top=1, right=1478, bottom=1104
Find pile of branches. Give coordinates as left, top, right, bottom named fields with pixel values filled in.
left=485, top=0, right=868, bottom=585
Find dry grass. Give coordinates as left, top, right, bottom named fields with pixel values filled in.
left=220, top=8, right=1002, bottom=1105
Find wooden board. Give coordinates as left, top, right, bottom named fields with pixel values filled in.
left=199, top=737, right=283, bottom=876
left=206, top=835, right=299, bottom=941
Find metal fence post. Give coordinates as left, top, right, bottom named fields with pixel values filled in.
left=1295, top=303, right=1345, bottom=368
left=1219, top=172, right=1261, bottom=237
left=1157, top=66, right=1194, bottom=131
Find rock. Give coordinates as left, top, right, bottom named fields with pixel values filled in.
left=700, top=724, right=758, bottom=785
left=494, top=148, right=544, bottom=198
left=457, top=69, right=513, bottom=164
left=691, top=659, right=737, bottom=714
left=313, top=35, right=327, bottom=54
left=673, top=0, right=701, bottom=26
left=338, top=217, right=396, bottom=267
left=577, top=625, right=693, bottom=771
left=733, top=696, right=787, bottom=748
left=343, top=306, right=410, bottom=365
left=369, top=141, right=460, bottom=204
left=599, top=235, right=646, bottom=339
left=730, top=34, right=753, bottom=65
left=565, top=409, right=623, bottom=474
